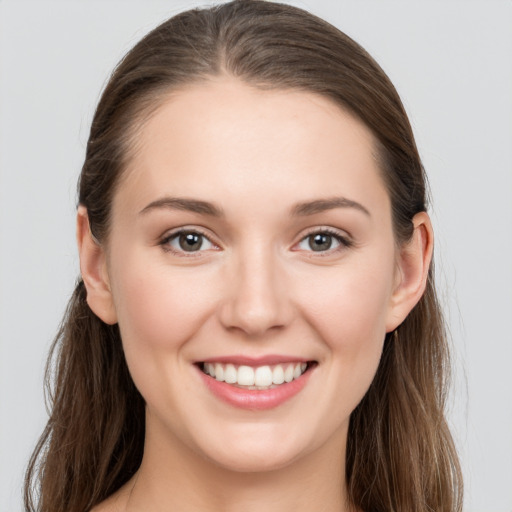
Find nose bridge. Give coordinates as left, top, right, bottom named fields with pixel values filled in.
left=219, top=238, right=291, bottom=336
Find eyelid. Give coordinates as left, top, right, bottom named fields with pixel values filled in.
left=159, top=226, right=220, bottom=256
left=158, top=225, right=353, bottom=257
left=292, top=226, right=353, bottom=254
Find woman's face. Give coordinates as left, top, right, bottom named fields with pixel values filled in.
left=98, top=77, right=412, bottom=472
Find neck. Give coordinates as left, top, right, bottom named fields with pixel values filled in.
left=121, top=414, right=354, bottom=512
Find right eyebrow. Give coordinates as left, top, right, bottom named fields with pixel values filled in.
left=139, top=197, right=224, bottom=217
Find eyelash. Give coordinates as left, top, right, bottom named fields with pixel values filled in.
left=159, top=228, right=218, bottom=257
left=159, top=227, right=353, bottom=257
left=296, top=227, right=353, bottom=256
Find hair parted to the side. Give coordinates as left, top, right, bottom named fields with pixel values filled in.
left=25, top=1, right=463, bottom=511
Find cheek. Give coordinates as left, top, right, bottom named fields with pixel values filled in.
left=301, top=262, right=394, bottom=342
left=296, top=264, right=393, bottom=419
left=110, top=255, right=220, bottom=358
left=296, top=254, right=395, bottom=381
left=109, top=255, right=221, bottom=417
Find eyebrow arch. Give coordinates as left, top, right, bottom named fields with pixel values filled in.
left=139, top=197, right=224, bottom=217
left=291, top=197, right=371, bottom=217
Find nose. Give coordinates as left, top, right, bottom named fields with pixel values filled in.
left=218, top=246, right=294, bottom=337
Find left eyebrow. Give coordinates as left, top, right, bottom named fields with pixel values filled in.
left=291, top=197, right=371, bottom=217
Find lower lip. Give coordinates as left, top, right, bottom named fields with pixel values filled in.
left=196, top=365, right=314, bottom=410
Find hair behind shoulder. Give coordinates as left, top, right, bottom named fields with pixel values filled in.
left=24, top=281, right=145, bottom=511
left=25, top=2, right=463, bottom=511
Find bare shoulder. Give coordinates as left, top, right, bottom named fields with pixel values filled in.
left=89, top=498, right=116, bottom=512
left=89, top=494, right=125, bottom=512
left=89, top=480, right=134, bottom=512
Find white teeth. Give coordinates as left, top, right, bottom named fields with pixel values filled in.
left=284, top=364, right=294, bottom=383
left=272, top=365, right=285, bottom=385
left=254, top=366, right=273, bottom=387
left=203, top=361, right=309, bottom=388
left=237, top=365, right=255, bottom=386
left=215, top=363, right=224, bottom=382
left=224, top=363, right=237, bottom=384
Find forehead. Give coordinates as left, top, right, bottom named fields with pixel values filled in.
left=115, top=76, right=389, bottom=219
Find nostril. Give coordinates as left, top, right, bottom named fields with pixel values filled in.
left=217, top=276, right=294, bottom=336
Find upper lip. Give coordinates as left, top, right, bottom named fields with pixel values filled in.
left=198, top=355, right=314, bottom=366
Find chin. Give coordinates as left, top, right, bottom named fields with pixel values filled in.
left=204, top=447, right=301, bottom=474
left=190, top=424, right=316, bottom=474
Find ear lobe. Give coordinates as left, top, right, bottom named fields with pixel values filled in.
left=385, top=211, right=433, bottom=332
left=76, top=206, right=118, bottom=325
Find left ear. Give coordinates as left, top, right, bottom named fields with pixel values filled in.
left=385, top=211, right=433, bottom=332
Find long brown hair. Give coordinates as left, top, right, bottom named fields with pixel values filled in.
left=25, top=1, right=463, bottom=511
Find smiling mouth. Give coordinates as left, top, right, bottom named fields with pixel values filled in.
left=198, top=361, right=317, bottom=390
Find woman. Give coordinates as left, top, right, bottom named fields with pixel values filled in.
left=25, top=1, right=463, bottom=511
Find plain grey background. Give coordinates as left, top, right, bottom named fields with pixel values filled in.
left=1, top=1, right=511, bottom=511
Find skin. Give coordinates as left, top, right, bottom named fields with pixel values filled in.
left=79, top=77, right=433, bottom=512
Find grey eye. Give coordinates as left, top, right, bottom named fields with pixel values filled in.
left=309, top=233, right=333, bottom=251
left=298, top=232, right=342, bottom=252
left=168, top=232, right=214, bottom=252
